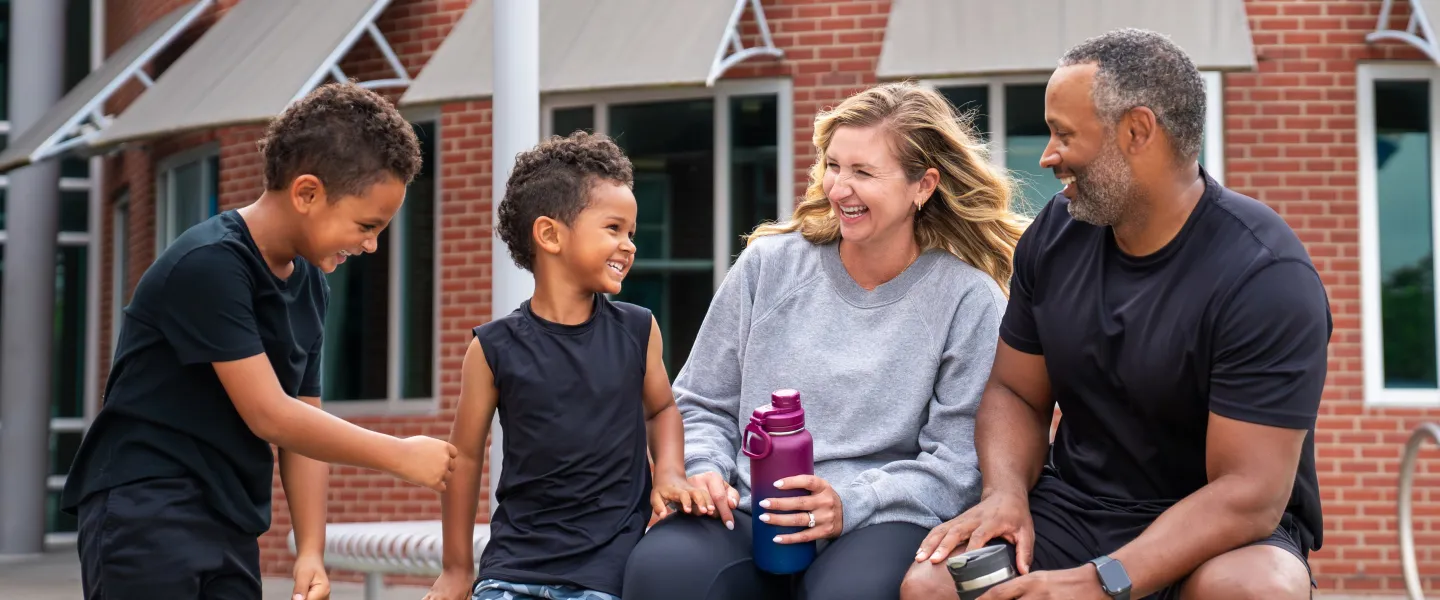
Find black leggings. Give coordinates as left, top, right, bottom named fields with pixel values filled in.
left=622, top=512, right=927, bottom=600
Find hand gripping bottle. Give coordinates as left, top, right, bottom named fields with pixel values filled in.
left=742, top=389, right=817, bottom=574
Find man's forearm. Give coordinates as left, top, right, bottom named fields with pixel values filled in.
left=1109, top=476, right=1283, bottom=597
left=646, top=403, right=687, bottom=478
left=280, top=447, right=329, bottom=558
left=975, top=382, right=1051, bottom=499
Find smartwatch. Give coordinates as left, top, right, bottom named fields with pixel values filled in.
left=1088, top=555, right=1132, bottom=600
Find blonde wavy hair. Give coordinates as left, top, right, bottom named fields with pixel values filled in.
left=748, top=81, right=1028, bottom=293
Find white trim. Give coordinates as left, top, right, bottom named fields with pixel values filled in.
left=1357, top=62, right=1440, bottom=408
left=293, top=0, right=410, bottom=103
left=706, top=0, right=784, bottom=87
left=0, top=176, right=98, bottom=191
left=28, top=0, right=212, bottom=165
left=85, top=0, right=106, bottom=429
left=1202, top=71, right=1226, bottom=184
left=1369, top=0, right=1440, bottom=65
left=543, top=78, right=792, bottom=289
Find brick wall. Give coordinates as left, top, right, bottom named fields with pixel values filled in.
left=93, top=0, right=1440, bottom=594
left=1232, top=0, right=1440, bottom=593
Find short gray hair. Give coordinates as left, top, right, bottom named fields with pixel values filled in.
left=1058, top=28, right=1206, bottom=162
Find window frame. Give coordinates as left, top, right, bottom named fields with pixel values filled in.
left=541, top=77, right=795, bottom=290
left=111, top=189, right=129, bottom=348
left=918, top=71, right=1228, bottom=186
left=1357, top=62, right=1440, bottom=408
left=323, top=108, right=443, bottom=417
left=153, top=143, right=220, bottom=251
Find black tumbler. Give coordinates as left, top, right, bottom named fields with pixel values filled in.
left=945, top=542, right=1018, bottom=600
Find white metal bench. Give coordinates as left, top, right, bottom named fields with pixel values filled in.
left=286, top=521, right=490, bottom=600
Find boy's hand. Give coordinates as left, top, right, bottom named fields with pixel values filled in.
left=291, top=554, right=330, bottom=600
left=651, top=472, right=714, bottom=520
left=422, top=568, right=475, bottom=600
left=392, top=435, right=458, bottom=492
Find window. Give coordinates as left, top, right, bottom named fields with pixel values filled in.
left=925, top=72, right=1227, bottom=217
left=321, top=119, right=437, bottom=410
left=1359, top=65, right=1440, bottom=407
left=544, top=79, right=792, bottom=373
left=155, top=145, right=219, bottom=249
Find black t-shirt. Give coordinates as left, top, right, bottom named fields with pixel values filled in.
left=1000, top=168, right=1331, bottom=550
left=61, top=210, right=327, bottom=535
left=473, top=294, right=653, bottom=596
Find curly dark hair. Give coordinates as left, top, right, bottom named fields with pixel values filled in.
left=259, top=82, right=422, bottom=198
left=497, top=131, right=634, bottom=272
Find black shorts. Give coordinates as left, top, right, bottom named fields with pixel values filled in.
left=76, top=476, right=261, bottom=600
left=1027, top=473, right=1314, bottom=600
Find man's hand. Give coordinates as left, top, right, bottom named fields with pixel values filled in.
left=291, top=554, right=330, bottom=600
left=915, top=490, right=1034, bottom=573
left=688, top=471, right=740, bottom=530
left=391, top=435, right=458, bottom=492
left=976, top=564, right=1109, bottom=600
left=652, top=472, right=714, bottom=520
left=422, top=568, right=475, bottom=600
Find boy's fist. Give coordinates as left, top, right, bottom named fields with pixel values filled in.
left=393, top=435, right=458, bottom=492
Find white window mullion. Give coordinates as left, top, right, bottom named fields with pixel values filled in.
left=988, top=82, right=1007, bottom=169
left=1202, top=71, right=1226, bottom=184
left=1428, top=72, right=1440, bottom=400
left=387, top=194, right=405, bottom=405
left=713, top=88, right=731, bottom=289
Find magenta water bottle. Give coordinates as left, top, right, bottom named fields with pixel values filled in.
left=742, top=389, right=817, bottom=574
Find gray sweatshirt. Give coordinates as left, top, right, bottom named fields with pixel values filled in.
left=675, top=231, right=1005, bottom=534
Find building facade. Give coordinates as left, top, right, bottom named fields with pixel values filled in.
left=2, top=0, right=1437, bottom=594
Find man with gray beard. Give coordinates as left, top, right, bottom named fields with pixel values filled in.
left=899, top=29, right=1329, bottom=600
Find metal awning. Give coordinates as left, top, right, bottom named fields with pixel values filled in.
left=0, top=0, right=211, bottom=172
left=89, top=0, right=411, bottom=149
left=398, top=0, right=782, bottom=107
left=1368, top=0, right=1440, bottom=64
left=877, top=0, right=1257, bottom=80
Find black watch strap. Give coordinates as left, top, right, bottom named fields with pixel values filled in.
left=1089, top=555, right=1132, bottom=600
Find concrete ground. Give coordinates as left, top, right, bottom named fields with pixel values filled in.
left=0, top=550, right=430, bottom=600
left=0, top=549, right=1406, bottom=599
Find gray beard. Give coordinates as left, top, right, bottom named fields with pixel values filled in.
left=1065, top=141, right=1135, bottom=227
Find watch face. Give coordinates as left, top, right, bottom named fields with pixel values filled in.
left=1097, top=559, right=1131, bottom=593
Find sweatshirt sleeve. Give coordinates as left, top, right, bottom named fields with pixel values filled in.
left=835, top=281, right=1000, bottom=533
left=672, top=243, right=761, bottom=485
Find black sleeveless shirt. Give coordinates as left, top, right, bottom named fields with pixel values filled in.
left=472, top=293, right=654, bottom=595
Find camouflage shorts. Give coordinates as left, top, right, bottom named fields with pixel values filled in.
left=471, top=579, right=620, bottom=600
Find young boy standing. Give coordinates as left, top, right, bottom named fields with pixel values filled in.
left=62, top=82, right=458, bottom=600
left=423, top=132, right=712, bottom=600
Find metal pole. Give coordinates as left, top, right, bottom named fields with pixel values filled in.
left=0, top=0, right=66, bottom=556
left=1398, top=422, right=1439, bottom=600
left=489, top=0, right=538, bottom=518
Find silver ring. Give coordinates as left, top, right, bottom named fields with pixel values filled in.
left=807, top=511, right=816, bottom=528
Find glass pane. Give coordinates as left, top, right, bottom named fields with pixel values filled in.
left=401, top=122, right=435, bottom=399
left=52, top=246, right=86, bottom=418
left=608, top=99, right=714, bottom=373
left=0, top=187, right=7, bottom=230
left=322, top=230, right=391, bottom=401
left=613, top=271, right=712, bottom=370
left=0, top=0, right=9, bottom=122
left=1375, top=80, right=1437, bottom=388
left=64, top=0, right=90, bottom=94
left=730, top=95, right=778, bottom=258
left=61, top=156, right=88, bottom=180
left=50, top=432, right=81, bottom=476
left=61, top=190, right=87, bottom=231
left=553, top=106, right=595, bottom=137
left=609, top=99, right=714, bottom=262
left=170, top=159, right=205, bottom=240
left=1005, top=84, right=1052, bottom=217
left=47, top=491, right=76, bottom=534
left=114, top=197, right=130, bottom=311
left=938, top=86, right=989, bottom=141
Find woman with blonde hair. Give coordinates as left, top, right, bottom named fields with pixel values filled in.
left=621, top=81, right=1027, bottom=599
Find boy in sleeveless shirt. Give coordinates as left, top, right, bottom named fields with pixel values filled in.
left=424, top=131, right=713, bottom=600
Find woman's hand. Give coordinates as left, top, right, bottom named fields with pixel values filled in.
left=689, top=471, right=740, bottom=530
left=759, top=475, right=843, bottom=543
